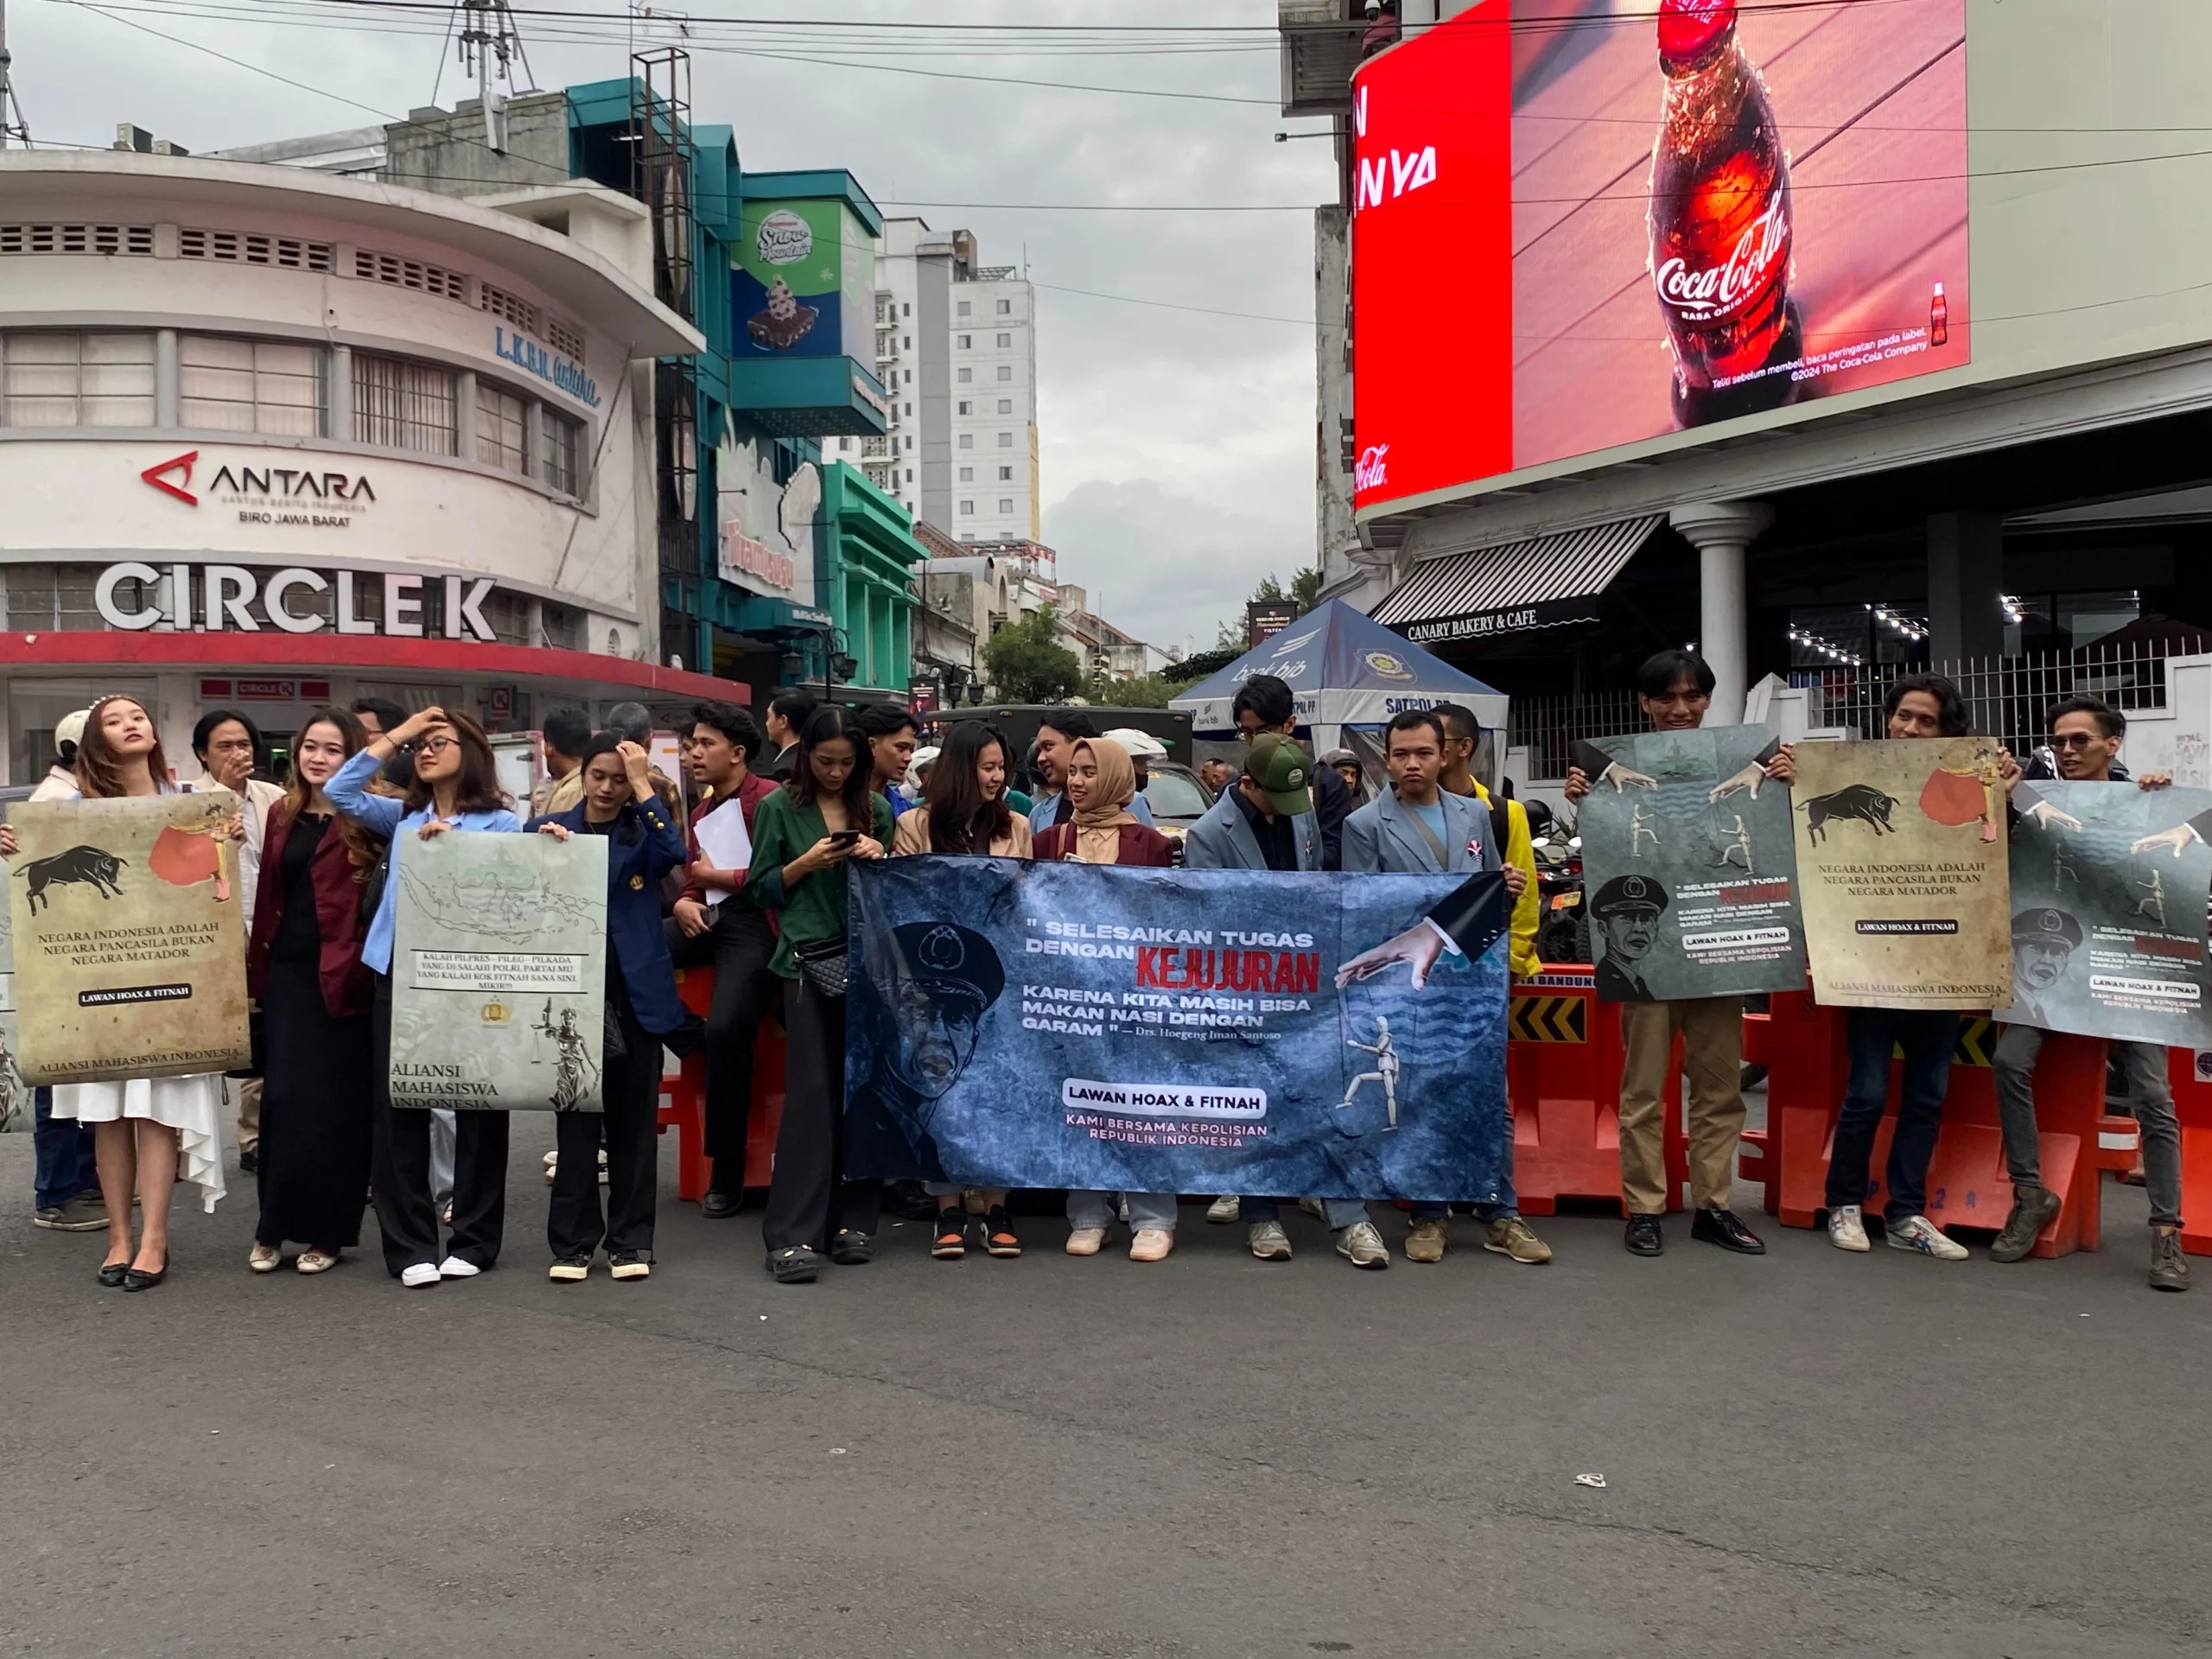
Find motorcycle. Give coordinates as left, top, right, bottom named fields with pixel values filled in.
left=1532, top=819, right=1587, bottom=964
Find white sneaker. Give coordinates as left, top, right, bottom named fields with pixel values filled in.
left=1065, top=1227, right=1108, bottom=1256
left=1205, top=1194, right=1241, bottom=1224
left=1336, top=1219, right=1390, bottom=1269
left=1827, top=1205, right=1870, bottom=1252
left=400, top=1262, right=441, bottom=1288
left=1886, top=1213, right=1968, bottom=1261
left=437, top=1255, right=481, bottom=1279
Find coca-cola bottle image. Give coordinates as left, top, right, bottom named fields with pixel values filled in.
left=1647, top=0, right=1802, bottom=425
left=1929, top=281, right=1948, bottom=346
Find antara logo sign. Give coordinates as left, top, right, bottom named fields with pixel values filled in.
left=1351, top=85, right=1438, bottom=213
left=140, top=451, right=376, bottom=526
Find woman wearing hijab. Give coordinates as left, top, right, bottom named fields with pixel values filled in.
left=1033, top=737, right=1179, bottom=1262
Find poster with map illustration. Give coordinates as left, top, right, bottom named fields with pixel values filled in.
left=1571, top=725, right=1803, bottom=1002
left=6, top=792, right=250, bottom=1084
left=1793, top=739, right=2012, bottom=1008
left=389, top=830, right=607, bottom=1112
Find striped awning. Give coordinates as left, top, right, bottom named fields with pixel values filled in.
left=1373, top=515, right=1662, bottom=634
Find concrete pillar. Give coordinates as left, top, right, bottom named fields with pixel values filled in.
left=1668, top=499, right=1774, bottom=725
left=155, top=329, right=179, bottom=429
left=1927, top=512, right=2005, bottom=664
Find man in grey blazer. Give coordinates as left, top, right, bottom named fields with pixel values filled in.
left=1341, top=710, right=1548, bottom=1267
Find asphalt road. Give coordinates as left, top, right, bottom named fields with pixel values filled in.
left=3, top=1108, right=2208, bottom=1659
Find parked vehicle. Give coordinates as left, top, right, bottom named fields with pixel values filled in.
left=1533, top=819, right=1588, bottom=964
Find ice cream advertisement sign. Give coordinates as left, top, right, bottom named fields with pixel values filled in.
left=1351, top=0, right=1970, bottom=510
left=731, top=200, right=875, bottom=360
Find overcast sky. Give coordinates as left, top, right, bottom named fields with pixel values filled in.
left=6, top=0, right=1333, bottom=654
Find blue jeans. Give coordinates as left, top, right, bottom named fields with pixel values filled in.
left=33, top=1087, right=99, bottom=1211
left=1068, top=1191, right=1177, bottom=1231
left=1825, top=1007, right=1959, bottom=1223
left=1242, top=1196, right=1368, bottom=1230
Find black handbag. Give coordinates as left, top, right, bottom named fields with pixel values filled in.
left=791, top=934, right=849, bottom=999
left=359, top=839, right=393, bottom=927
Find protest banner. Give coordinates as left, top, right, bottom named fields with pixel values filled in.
left=0, top=881, right=27, bottom=1130
left=1793, top=738, right=2012, bottom=1008
left=1571, top=726, right=1804, bottom=1002
left=1999, top=779, right=2212, bottom=1045
left=6, top=791, right=250, bottom=1084
left=843, top=859, right=1512, bottom=1203
left=388, top=830, right=607, bottom=1112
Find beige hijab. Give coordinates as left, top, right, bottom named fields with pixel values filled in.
left=1069, top=737, right=1139, bottom=864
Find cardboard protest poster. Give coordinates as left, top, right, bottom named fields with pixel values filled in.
left=389, top=830, right=607, bottom=1112
left=1792, top=739, right=2012, bottom=1008
left=1572, top=725, right=1804, bottom=1002
left=6, top=791, right=251, bottom=1084
left=2000, top=780, right=2212, bottom=1045
left=0, top=887, right=28, bottom=1130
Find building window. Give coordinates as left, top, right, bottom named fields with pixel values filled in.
left=957, top=400, right=971, bottom=415
left=996, top=299, right=1012, bottom=315
left=998, top=466, right=1013, bottom=480
left=905, top=402, right=912, bottom=415
left=179, top=335, right=323, bottom=435
left=957, top=301, right=971, bottom=316
left=958, top=433, right=973, bottom=449
left=960, top=499, right=975, bottom=515
left=353, top=353, right=456, bottom=455
left=2, top=331, right=155, bottom=427
left=904, top=369, right=912, bottom=384
left=906, top=468, right=914, bottom=481
left=540, top=406, right=583, bottom=495
left=997, top=398, right=1013, bottom=414
left=997, top=498, right=1013, bottom=514
left=996, top=333, right=1011, bottom=347
left=957, top=367, right=972, bottom=384
left=903, top=334, right=911, bottom=347
left=996, top=365, right=1013, bottom=382
left=475, top=381, right=529, bottom=474
left=906, top=435, right=914, bottom=450
left=959, top=466, right=974, bottom=481
left=904, top=302, right=912, bottom=316
left=997, top=431, right=1013, bottom=448
left=839, top=436, right=852, bottom=452
left=957, top=334, right=971, bottom=349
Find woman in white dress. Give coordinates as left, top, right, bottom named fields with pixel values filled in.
left=0, top=696, right=230, bottom=1290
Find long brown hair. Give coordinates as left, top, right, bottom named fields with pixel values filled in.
left=73, top=695, right=170, bottom=799
left=926, top=721, right=1014, bottom=855
left=285, top=706, right=384, bottom=871
left=402, top=708, right=510, bottom=816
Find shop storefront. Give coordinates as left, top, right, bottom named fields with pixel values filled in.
left=0, top=149, right=737, bottom=781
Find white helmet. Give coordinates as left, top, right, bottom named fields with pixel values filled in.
left=1103, top=727, right=1168, bottom=760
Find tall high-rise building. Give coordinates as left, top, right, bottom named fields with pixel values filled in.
left=870, top=218, right=1040, bottom=547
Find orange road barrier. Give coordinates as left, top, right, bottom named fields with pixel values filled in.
left=2163, top=1048, right=2212, bottom=1258
left=1741, top=991, right=2139, bottom=1257
left=1507, top=968, right=1687, bottom=1214
left=658, top=968, right=786, bottom=1202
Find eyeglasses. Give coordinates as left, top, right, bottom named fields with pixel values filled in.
left=411, top=736, right=458, bottom=756
left=2049, top=733, right=2101, bottom=750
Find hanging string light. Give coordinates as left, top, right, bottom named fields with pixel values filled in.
left=1788, top=626, right=1863, bottom=666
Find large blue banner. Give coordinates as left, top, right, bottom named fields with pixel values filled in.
left=844, top=860, right=1513, bottom=1204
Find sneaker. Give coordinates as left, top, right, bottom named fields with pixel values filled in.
left=33, top=1196, right=107, bottom=1232
left=1990, top=1184, right=2062, bottom=1263
left=1405, top=1217, right=1447, bottom=1263
left=607, top=1251, right=652, bottom=1282
left=1827, top=1205, right=1870, bottom=1252
left=982, top=1206, right=1021, bottom=1259
left=1065, top=1226, right=1108, bottom=1256
left=931, top=1211, right=968, bottom=1260
left=1248, top=1220, right=1293, bottom=1262
left=1299, top=1197, right=1327, bottom=1221
left=1336, top=1219, right=1390, bottom=1269
left=548, top=1254, right=591, bottom=1282
left=1205, top=1194, right=1241, bottom=1224
left=1886, top=1213, right=1967, bottom=1261
left=399, top=1262, right=441, bottom=1288
left=2150, top=1230, right=2192, bottom=1293
left=1482, top=1216, right=1554, bottom=1264
left=436, top=1255, right=481, bottom=1280
left=1128, top=1228, right=1173, bottom=1262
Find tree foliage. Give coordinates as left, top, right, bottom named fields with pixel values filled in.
left=1083, top=670, right=1179, bottom=709
left=1213, top=568, right=1325, bottom=648
left=1164, top=645, right=1242, bottom=684
left=983, top=606, right=1084, bottom=702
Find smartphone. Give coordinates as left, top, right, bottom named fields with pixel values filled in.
left=827, top=830, right=862, bottom=848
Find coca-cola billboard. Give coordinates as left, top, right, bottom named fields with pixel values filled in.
left=1352, top=0, right=1969, bottom=510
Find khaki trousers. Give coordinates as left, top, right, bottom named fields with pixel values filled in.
left=1617, top=996, right=1746, bottom=1215
left=232, top=1075, right=262, bottom=1155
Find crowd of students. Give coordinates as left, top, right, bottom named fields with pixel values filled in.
left=12, top=657, right=2193, bottom=1295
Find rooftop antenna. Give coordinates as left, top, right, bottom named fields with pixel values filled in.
left=455, top=0, right=531, bottom=153
left=0, top=0, right=32, bottom=149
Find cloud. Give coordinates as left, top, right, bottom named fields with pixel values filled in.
left=1046, top=477, right=1307, bottom=656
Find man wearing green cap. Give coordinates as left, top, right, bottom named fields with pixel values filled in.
left=1185, top=730, right=1393, bottom=1267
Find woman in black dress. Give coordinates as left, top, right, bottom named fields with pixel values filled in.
left=244, top=708, right=385, bottom=1274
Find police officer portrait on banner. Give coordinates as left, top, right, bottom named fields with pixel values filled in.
left=1590, top=874, right=1668, bottom=1003
left=851, top=919, right=1008, bottom=1179
left=2009, top=906, right=2082, bottom=1029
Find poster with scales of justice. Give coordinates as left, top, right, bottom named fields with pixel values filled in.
left=5, top=791, right=251, bottom=1084
left=389, top=830, right=607, bottom=1113
left=1791, top=738, right=2012, bottom=1009
left=1571, top=725, right=1804, bottom=1003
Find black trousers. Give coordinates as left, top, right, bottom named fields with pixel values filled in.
left=761, top=976, right=880, bottom=1255
left=664, top=905, right=782, bottom=1185
left=370, top=981, right=512, bottom=1275
left=548, top=996, right=662, bottom=1259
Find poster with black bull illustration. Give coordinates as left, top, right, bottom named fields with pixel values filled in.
left=1791, top=739, right=2012, bottom=1008
left=1996, top=780, right=2212, bottom=1046
left=4, top=792, right=251, bottom=1083
left=1571, top=726, right=1804, bottom=1003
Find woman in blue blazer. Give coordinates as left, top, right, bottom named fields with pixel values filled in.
left=529, top=734, right=688, bottom=1282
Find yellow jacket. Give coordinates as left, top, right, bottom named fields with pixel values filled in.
left=1469, top=779, right=1541, bottom=981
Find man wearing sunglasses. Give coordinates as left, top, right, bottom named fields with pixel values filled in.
left=1993, top=696, right=2189, bottom=1290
